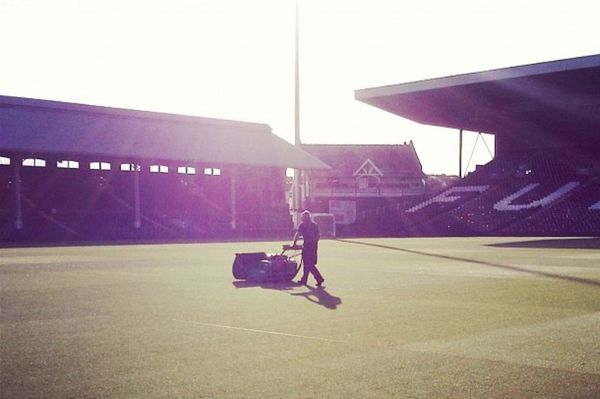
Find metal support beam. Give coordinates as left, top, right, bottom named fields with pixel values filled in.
left=479, top=132, right=495, bottom=159
left=133, top=166, right=141, bottom=228
left=230, top=170, right=237, bottom=230
left=459, top=129, right=463, bottom=178
left=14, top=160, right=23, bottom=230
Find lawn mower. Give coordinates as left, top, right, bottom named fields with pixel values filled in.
left=232, top=244, right=303, bottom=282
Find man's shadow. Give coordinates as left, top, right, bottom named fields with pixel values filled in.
left=232, top=281, right=342, bottom=309
left=290, top=286, right=342, bottom=310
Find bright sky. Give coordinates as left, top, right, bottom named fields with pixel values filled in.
left=1, top=0, right=599, bottom=175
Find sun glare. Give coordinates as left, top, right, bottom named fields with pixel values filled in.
left=1, top=0, right=598, bottom=174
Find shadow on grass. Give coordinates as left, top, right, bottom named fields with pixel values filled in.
left=291, top=286, right=342, bottom=310
left=232, top=280, right=342, bottom=309
left=337, top=239, right=600, bottom=288
left=487, top=237, right=600, bottom=250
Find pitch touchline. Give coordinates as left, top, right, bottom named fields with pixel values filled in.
left=171, top=319, right=343, bottom=343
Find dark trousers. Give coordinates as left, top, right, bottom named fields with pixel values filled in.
left=300, top=258, right=324, bottom=284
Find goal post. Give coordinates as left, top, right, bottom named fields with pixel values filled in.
left=310, top=213, right=336, bottom=238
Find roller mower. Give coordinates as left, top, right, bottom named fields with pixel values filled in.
left=232, top=244, right=303, bottom=282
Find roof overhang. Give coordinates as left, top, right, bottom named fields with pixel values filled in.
left=355, top=54, right=600, bottom=137
left=0, top=95, right=329, bottom=170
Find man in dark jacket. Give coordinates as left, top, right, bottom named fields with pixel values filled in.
left=293, top=210, right=325, bottom=286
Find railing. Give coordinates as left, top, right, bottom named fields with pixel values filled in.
left=310, top=186, right=425, bottom=197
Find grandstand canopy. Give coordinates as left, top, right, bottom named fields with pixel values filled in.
left=355, top=54, right=600, bottom=138
left=0, top=95, right=328, bottom=170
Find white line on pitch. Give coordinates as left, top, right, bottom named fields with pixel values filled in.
left=170, top=319, right=344, bottom=343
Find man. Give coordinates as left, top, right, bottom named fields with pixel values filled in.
left=293, top=210, right=325, bottom=286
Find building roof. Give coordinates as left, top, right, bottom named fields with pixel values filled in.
left=302, top=143, right=425, bottom=178
left=355, top=54, right=600, bottom=138
left=0, top=95, right=329, bottom=170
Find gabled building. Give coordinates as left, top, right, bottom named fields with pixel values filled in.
left=300, top=142, right=426, bottom=227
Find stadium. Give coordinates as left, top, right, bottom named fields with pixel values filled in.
left=2, top=54, right=600, bottom=397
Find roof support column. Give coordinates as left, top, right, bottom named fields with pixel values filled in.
left=230, top=169, right=237, bottom=230
left=303, top=170, right=310, bottom=201
left=14, top=159, right=23, bottom=230
left=459, top=129, right=463, bottom=178
left=133, top=166, right=141, bottom=229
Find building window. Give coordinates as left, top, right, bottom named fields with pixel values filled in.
left=178, top=166, right=196, bottom=175
left=0, top=156, right=10, bottom=166
left=90, top=162, right=111, bottom=171
left=150, top=165, right=169, bottom=173
left=57, top=160, right=79, bottom=169
left=23, top=158, right=46, bottom=167
left=204, top=167, right=221, bottom=176
left=121, top=163, right=141, bottom=172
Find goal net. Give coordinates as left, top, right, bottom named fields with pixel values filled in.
left=311, top=213, right=336, bottom=238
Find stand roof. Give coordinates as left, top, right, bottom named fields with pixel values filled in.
left=355, top=54, right=600, bottom=138
left=0, top=95, right=329, bottom=170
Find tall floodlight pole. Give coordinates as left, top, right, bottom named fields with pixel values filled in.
left=293, top=0, right=302, bottom=225
left=295, top=0, right=300, bottom=148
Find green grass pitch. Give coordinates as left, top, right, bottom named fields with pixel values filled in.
left=1, top=237, right=599, bottom=398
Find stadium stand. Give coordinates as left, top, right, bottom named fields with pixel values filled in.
left=355, top=54, right=600, bottom=237
left=501, top=178, right=600, bottom=236
left=0, top=95, right=328, bottom=244
left=364, top=149, right=600, bottom=236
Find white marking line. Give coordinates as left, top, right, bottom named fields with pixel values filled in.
left=353, top=268, right=515, bottom=278
left=171, top=319, right=343, bottom=343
